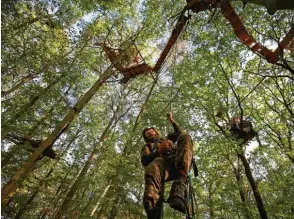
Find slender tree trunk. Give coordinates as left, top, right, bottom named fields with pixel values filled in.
left=90, top=184, right=112, bottom=217
left=14, top=191, right=37, bottom=219
left=80, top=192, right=95, bottom=216
left=234, top=169, right=251, bottom=219
left=1, top=75, right=34, bottom=97
left=1, top=158, right=38, bottom=217
left=123, top=75, right=158, bottom=154
left=237, top=153, right=268, bottom=219
left=74, top=171, right=97, bottom=215
left=208, top=184, right=214, bottom=219
left=13, top=132, right=79, bottom=219
left=227, top=156, right=251, bottom=219
left=2, top=99, right=60, bottom=168
left=1, top=64, right=115, bottom=205
left=83, top=78, right=157, bottom=218
left=109, top=196, right=120, bottom=219
left=104, top=77, right=158, bottom=217
left=48, top=158, right=80, bottom=218
left=54, top=107, right=118, bottom=218
left=53, top=88, right=131, bottom=218
left=2, top=195, right=14, bottom=211
left=78, top=159, right=108, bottom=216
left=2, top=76, right=64, bottom=138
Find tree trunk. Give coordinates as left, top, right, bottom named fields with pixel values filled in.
left=2, top=76, right=64, bottom=138
left=122, top=75, right=158, bottom=154
left=78, top=159, right=108, bottom=216
left=1, top=64, right=115, bottom=205
left=109, top=195, right=120, bottom=219
left=208, top=185, right=214, bottom=219
left=13, top=132, right=79, bottom=219
left=238, top=153, right=268, bottom=219
left=14, top=191, right=37, bottom=219
left=227, top=156, right=251, bottom=219
left=234, top=167, right=251, bottom=219
left=79, top=190, right=96, bottom=216
left=48, top=157, right=80, bottom=218
left=1, top=75, right=34, bottom=97
left=54, top=106, right=119, bottom=218
left=104, top=77, right=158, bottom=217
left=90, top=184, right=112, bottom=217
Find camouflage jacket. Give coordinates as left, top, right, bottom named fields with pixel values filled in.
left=141, top=122, right=183, bottom=167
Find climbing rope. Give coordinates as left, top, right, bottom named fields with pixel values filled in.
left=186, top=172, right=197, bottom=219
left=153, top=14, right=189, bottom=73
left=159, top=158, right=198, bottom=219
left=159, top=173, right=197, bottom=219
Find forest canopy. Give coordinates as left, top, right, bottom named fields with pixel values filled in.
left=1, top=0, right=294, bottom=218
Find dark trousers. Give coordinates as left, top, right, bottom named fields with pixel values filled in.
left=143, top=133, right=193, bottom=218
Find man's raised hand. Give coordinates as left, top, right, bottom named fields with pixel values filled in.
left=167, top=112, right=174, bottom=124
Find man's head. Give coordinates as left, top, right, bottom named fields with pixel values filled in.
left=142, top=127, right=162, bottom=143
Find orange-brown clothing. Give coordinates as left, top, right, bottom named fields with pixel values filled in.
left=141, top=122, right=182, bottom=167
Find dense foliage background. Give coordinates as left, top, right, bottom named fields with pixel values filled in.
left=1, top=0, right=293, bottom=218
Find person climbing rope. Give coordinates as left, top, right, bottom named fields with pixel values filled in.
left=229, top=116, right=257, bottom=144
left=141, top=112, right=193, bottom=218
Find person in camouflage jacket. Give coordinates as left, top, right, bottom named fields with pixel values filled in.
left=141, top=112, right=193, bottom=218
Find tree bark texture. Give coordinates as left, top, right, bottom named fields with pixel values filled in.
left=54, top=107, right=118, bottom=218
left=1, top=75, right=34, bottom=97
left=104, top=77, right=158, bottom=217
left=238, top=153, right=268, bottom=219
left=1, top=64, right=115, bottom=205
left=12, top=133, right=78, bottom=219
left=228, top=156, right=251, bottom=219
left=90, top=184, right=112, bottom=217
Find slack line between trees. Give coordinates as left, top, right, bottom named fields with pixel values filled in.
left=99, top=0, right=293, bottom=83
